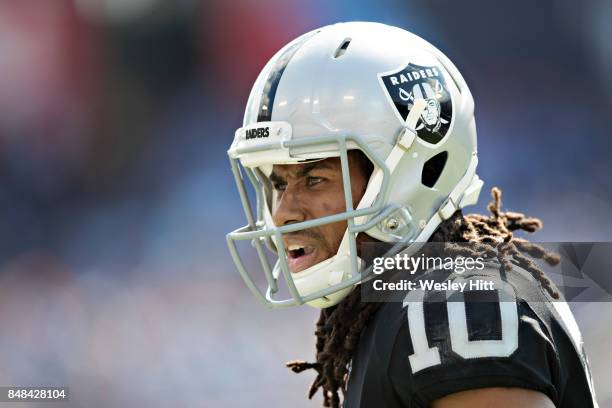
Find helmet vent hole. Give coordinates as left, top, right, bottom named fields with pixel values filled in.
left=333, top=38, right=352, bottom=58
left=421, top=151, right=448, bottom=188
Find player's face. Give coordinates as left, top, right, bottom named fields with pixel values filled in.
left=270, top=152, right=369, bottom=273
left=423, top=98, right=440, bottom=125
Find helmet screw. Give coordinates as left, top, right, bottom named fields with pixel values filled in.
left=419, top=219, right=427, bottom=229
left=386, top=218, right=399, bottom=230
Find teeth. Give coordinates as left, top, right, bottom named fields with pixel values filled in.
left=288, top=244, right=305, bottom=251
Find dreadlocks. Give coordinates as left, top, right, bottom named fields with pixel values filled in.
left=286, top=187, right=561, bottom=408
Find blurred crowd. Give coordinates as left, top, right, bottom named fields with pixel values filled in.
left=0, top=0, right=611, bottom=406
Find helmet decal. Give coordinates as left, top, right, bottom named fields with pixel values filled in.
left=379, top=63, right=452, bottom=144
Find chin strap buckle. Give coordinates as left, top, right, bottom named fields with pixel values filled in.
left=397, top=127, right=416, bottom=150
left=437, top=196, right=457, bottom=220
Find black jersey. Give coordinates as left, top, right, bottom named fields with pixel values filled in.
left=345, top=263, right=598, bottom=407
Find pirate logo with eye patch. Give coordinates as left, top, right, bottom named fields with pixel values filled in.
left=379, top=63, right=453, bottom=144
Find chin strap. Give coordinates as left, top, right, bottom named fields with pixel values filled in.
left=413, top=153, right=483, bottom=244
left=355, top=99, right=426, bottom=224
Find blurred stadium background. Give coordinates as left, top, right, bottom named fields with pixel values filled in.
left=0, top=0, right=611, bottom=406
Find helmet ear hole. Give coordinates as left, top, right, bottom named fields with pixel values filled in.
left=421, top=151, right=448, bottom=188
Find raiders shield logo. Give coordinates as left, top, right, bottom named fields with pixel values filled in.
left=379, top=63, right=452, bottom=144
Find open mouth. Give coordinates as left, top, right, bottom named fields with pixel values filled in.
left=286, top=244, right=317, bottom=273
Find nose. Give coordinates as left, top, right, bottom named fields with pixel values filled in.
left=272, top=184, right=306, bottom=227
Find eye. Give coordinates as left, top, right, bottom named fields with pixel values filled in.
left=307, top=176, right=324, bottom=187
left=273, top=182, right=287, bottom=192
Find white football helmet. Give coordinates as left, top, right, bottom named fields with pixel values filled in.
left=226, top=22, right=483, bottom=308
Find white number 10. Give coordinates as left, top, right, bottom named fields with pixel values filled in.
left=402, top=280, right=519, bottom=374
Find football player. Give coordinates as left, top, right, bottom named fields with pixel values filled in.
left=226, top=22, right=598, bottom=407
